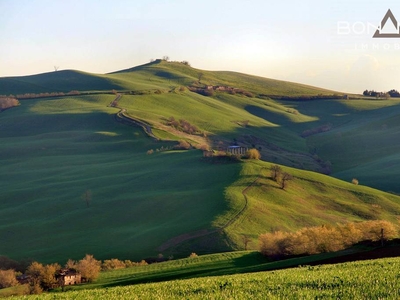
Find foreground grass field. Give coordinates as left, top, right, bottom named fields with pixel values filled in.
left=4, top=256, right=400, bottom=299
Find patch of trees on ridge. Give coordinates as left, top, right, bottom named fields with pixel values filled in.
left=363, top=89, right=400, bottom=98
left=164, top=116, right=203, bottom=135
left=188, top=85, right=254, bottom=98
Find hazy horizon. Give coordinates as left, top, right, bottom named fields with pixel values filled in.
left=2, top=0, right=400, bottom=93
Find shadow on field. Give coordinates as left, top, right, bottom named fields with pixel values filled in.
left=98, top=252, right=270, bottom=288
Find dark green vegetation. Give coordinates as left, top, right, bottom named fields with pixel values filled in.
left=1, top=60, right=400, bottom=266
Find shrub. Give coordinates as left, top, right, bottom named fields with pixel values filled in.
left=102, top=259, right=126, bottom=271
left=174, top=140, right=191, bottom=150
left=26, top=262, right=60, bottom=292
left=0, top=269, right=19, bottom=288
left=65, top=259, right=78, bottom=269
left=246, top=149, right=261, bottom=160
left=166, top=117, right=201, bottom=135
left=188, top=253, right=198, bottom=258
left=76, top=255, right=101, bottom=282
left=0, top=97, right=19, bottom=111
left=352, top=178, right=359, bottom=185
left=361, top=220, right=397, bottom=242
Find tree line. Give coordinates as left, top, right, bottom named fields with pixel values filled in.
left=259, top=220, right=398, bottom=258
left=363, top=89, right=400, bottom=98
left=0, top=254, right=148, bottom=295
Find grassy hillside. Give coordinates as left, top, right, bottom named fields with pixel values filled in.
left=0, top=95, right=240, bottom=263
left=0, top=70, right=123, bottom=94
left=2, top=61, right=400, bottom=264
left=300, top=99, right=400, bottom=191
left=164, top=159, right=400, bottom=254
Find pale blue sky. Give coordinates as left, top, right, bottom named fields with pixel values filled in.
left=2, top=0, right=400, bottom=93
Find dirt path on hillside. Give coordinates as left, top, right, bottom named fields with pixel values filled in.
left=116, top=110, right=159, bottom=140
left=157, top=167, right=267, bottom=252
left=108, top=94, right=159, bottom=140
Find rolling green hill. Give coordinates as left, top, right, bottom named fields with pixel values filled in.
left=0, top=60, right=338, bottom=96
left=1, top=60, right=400, bottom=265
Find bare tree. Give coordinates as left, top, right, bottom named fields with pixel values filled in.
left=270, top=165, right=282, bottom=182
left=198, top=72, right=204, bottom=82
left=242, top=235, right=251, bottom=250
left=280, top=172, right=293, bottom=189
left=54, top=66, right=59, bottom=72
left=162, top=55, right=170, bottom=61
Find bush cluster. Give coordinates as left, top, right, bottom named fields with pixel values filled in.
left=173, top=140, right=191, bottom=150
left=101, top=258, right=147, bottom=271
left=301, top=123, right=332, bottom=138
left=246, top=149, right=261, bottom=160
left=166, top=117, right=201, bottom=135
left=259, top=220, right=398, bottom=258
left=0, top=97, right=19, bottom=111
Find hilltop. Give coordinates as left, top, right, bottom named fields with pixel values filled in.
left=0, top=59, right=338, bottom=96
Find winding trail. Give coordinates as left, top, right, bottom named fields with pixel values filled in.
left=157, top=167, right=267, bottom=252
left=109, top=94, right=159, bottom=140
left=116, top=110, right=159, bottom=140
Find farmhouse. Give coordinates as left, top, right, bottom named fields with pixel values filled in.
left=56, top=269, right=81, bottom=286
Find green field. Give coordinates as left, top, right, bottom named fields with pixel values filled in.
left=1, top=60, right=400, bottom=265
left=3, top=254, right=400, bottom=299
left=0, top=94, right=241, bottom=262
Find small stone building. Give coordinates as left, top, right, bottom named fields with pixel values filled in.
left=57, top=269, right=81, bottom=286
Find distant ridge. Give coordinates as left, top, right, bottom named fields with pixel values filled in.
left=0, top=60, right=340, bottom=96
